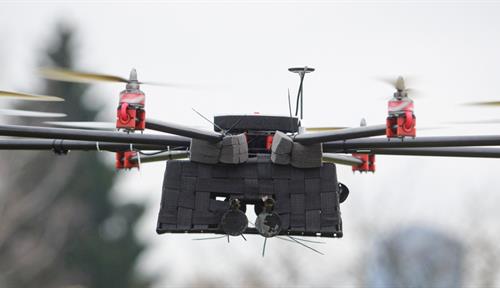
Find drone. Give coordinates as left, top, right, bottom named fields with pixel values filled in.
left=2, top=66, right=500, bottom=256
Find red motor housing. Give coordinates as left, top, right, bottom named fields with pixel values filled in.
left=116, top=91, right=146, bottom=131
left=115, top=151, right=139, bottom=170
left=352, top=154, right=375, bottom=173
left=386, top=98, right=416, bottom=138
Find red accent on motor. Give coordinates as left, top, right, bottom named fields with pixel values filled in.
left=368, top=155, right=376, bottom=172
left=115, top=152, right=124, bottom=169
left=386, top=99, right=416, bottom=138
left=265, top=135, right=273, bottom=150
left=115, top=151, right=139, bottom=170
left=352, top=153, right=376, bottom=173
left=116, top=91, right=146, bottom=132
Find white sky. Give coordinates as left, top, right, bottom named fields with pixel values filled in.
left=2, top=1, right=500, bottom=286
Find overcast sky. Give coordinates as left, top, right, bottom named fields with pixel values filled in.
left=2, top=1, right=500, bottom=286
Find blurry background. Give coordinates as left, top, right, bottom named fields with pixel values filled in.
left=1, top=1, right=500, bottom=287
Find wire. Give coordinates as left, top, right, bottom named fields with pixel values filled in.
left=192, top=108, right=225, bottom=133
left=262, top=237, right=268, bottom=257
left=286, top=235, right=324, bottom=255
left=226, top=117, right=244, bottom=135
left=138, top=149, right=170, bottom=156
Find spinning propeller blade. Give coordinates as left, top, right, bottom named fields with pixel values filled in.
left=305, top=126, right=348, bottom=132
left=0, top=90, right=64, bottom=102
left=45, top=121, right=116, bottom=130
left=377, top=75, right=419, bottom=97
left=40, top=67, right=196, bottom=88
left=378, top=75, right=409, bottom=90
left=0, top=109, right=66, bottom=118
left=465, top=101, right=500, bottom=107
left=40, top=67, right=129, bottom=84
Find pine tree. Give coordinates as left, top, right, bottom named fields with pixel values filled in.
left=0, top=24, right=151, bottom=288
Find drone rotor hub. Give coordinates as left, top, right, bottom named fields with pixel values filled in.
left=220, top=209, right=248, bottom=236
left=255, top=212, right=282, bottom=238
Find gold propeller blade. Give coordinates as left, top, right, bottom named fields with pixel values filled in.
left=0, top=90, right=64, bottom=102
left=45, top=121, right=116, bottom=130
left=447, top=119, right=500, bottom=125
left=466, top=101, right=500, bottom=107
left=0, top=109, right=66, bottom=118
left=40, top=67, right=128, bottom=84
left=306, top=126, right=348, bottom=132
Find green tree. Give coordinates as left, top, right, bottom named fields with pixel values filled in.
left=0, top=24, right=151, bottom=288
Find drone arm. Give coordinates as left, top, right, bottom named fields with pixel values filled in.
left=0, top=139, right=174, bottom=151
left=129, top=150, right=190, bottom=164
left=0, top=124, right=191, bottom=146
left=323, top=135, right=500, bottom=150
left=335, top=147, right=500, bottom=158
left=294, top=124, right=387, bottom=144
left=322, top=153, right=364, bottom=166
left=146, top=119, right=222, bottom=142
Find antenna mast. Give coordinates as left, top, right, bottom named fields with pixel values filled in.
left=288, top=67, right=315, bottom=120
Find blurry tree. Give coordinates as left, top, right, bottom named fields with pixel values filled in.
left=364, top=225, right=464, bottom=287
left=0, top=24, right=151, bottom=288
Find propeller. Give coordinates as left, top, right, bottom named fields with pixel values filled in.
left=305, top=126, right=348, bottom=132
left=40, top=67, right=195, bottom=88
left=465, top=101, right=500, bottom=107
left=378, top=75, right=418, bottom=98
left=379, top=75, right=406, bottom=91
left=455, top=100, right=500, bottom=125
left=0, top=90, right=64, bottom=102
left=446, top=119, right=500, bottom=125
left=45, top=121, right=116, bottom=130
left=0, top=109, right=66, bottom=118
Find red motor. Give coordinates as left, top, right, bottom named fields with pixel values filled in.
left=351, top=153, right=375, bottom=173
left=116, top=91, right=146, bottom=131
left=116, top=69, right=146, bottom=132
left=115, top=69, right=145, bottom=170
left=385, top=76, right=416, bottom=138
left=115, top=150, right=139, bottom=169
left=386, top=98, right=416, bottom=138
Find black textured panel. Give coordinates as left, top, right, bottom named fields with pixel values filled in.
left=157, top=155, right=342, bottom=238
left=182, top=162, right=199, bottom=178
left=291, top=194, right=305, bottom=214
left=214, top=115, right=300, bottom=133
left=306, top=210, right=321, bottom=231
left=272, top=165, right=291, bottom=179
left=177, top=207, right=192, bottom=230
left=163, top=188, right=179, bottom=210
left=244, top=178, right=259, bottom=199
left=320, top=192, right=337, bottom=213
left=279, top=213, right=290, bottom=229
left=195, top=191, right=210, bottom=211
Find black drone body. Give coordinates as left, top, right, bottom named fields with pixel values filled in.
left=158, top=114, right=345, bottom=239
left=3, top=66, right=500, bottom=254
